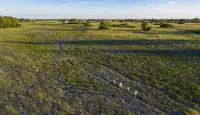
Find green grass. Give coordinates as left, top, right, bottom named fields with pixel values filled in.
left=0, top=21, right=199, bottom=114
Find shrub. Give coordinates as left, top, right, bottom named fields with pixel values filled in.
left=160, top=23, right=174, bottom=28
left=67, top=18, right=79, bottom=24
left=160, top=19, right=167, bottom=25
left=184, top=30, right=200, bottom=34
left=154, top=21, right=160, bottom=25
left=141, top=21, right=152, bottom=31
left=99, top=21, right=109, bottom=29
left=112, top=23, right=135, bottom=28
left=84, top=20, right=93, bottom=26
left=178, top=19, right=185, bottom=24
left=60, top=19, right=66, bottom=24
left=159, top=19, right=174, bottom=28
left=84, top=22, right=93, bottom=26
left=0, top=16, right=22, bottom=28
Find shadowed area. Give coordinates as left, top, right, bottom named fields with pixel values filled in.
left=101, top=49, right=200, bottom=57
left=1, top=39, right=199, bottom=46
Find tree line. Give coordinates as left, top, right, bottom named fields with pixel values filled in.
left=0, top=16, right=22, bottom=28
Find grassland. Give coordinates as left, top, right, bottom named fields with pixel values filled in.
left=0, top=21, right=199, bottom=114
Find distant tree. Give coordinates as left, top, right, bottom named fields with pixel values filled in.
left=0, top=16, right=21, bottom=28
left=160, top=19, right=167, bottom=25
left=84, top=20, right=93, bottom=26
left=61, top=19, right=66, bottom=25
left=112, top=23, right=135, bottom=28
left=19, top=18, right=32, bottom=22
left=0, top=15, right=3, bottom=28
left=160, top=19, right=174, bottom=28
left=141, top=21, right=152, bottom=31
left=99, top=21, right=109, bottom=29
left=178, top=19, right=185, bottom=24
left=67, top=18, right=78, bottom=24
left=193, top=18, right=199, bottom=23
left=160, top=23, right=174, bottom=28
left=155, top=21, right=160, bottom=25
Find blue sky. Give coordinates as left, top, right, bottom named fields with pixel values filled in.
left=0, top=0, right=199, bottom=19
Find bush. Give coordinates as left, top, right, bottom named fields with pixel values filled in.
left=60, top=19, right=66, bottom=25
left=67, top=18, right=79, bottom=24
left=154, top=21, right=160, bottom=25
left=184, top=30, right=200, bottom=34
left=160, top=19, right=167, bottom=25
left=84, top=20, right=93, bottom=26
left=159, top=19, right=174, bottom=28
left=141, top=21, right=152, bottom=31
left=0, top=16, right=22, bottom=28
left=178, top=19, right=185, bottom=24
left=99, top=21, right=109, bottom=29
left=112, top=23, right=135, bottom=28
left=160, top=23, right=174, bottom=28
left=84, top=22, right=93, bottom=26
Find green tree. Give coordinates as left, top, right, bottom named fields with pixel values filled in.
left=68, top=18, right=78, bottom=24
left=84, top=20, right=93, bottom=26
left=141, top=21, right=152, bottom=31
left=178, top=19, right=185, bottom=24
left=160, top=19, right=167, bottom=25
left=193, top=18, right=199, bottom=23
left=0, top=16, right=21, bottom=28
left=99, top=21, right=109, bottom=29
left=0, top=15, right=3, bottom=28
left=61, top=19, right=66, bottom=25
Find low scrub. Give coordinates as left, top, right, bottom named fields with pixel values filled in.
left=99, top=21, right=109, bottom=29
left=0, top=16, right=22, bottom=28
left=160, top=23, right=174, bottom=28
left=67, top=18, right=80, bottom=24
left=112, top=23, right=135, bottom=28
left=141, top=21, right=152, bottom=31
left=84, top=22, right=93, bottom=26
left=184, top=30, right=200, bottom=34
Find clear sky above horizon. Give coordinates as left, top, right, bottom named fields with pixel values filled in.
left=0, top=0, right=199, bottom=19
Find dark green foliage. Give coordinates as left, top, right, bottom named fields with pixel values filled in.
left=84, top=23, right=93, bottom=26
left=154, top=21, right=160, bottom=25
left=112, top=23, right=135, bottom=28
left=141, top=21, right=152, bottom=31
left=160, top=23, right=174, bottom=28
left=184, top=29, right=200, bottom=34
left=99, top=21, right=109, bottom=29
left=0, top=16, right=22, bottom=28
left=60, top=19, right=66, bottom=24
left=67, top=18, right=79, bottom=24
left=84, top=20, right=93, bottom=26
left=178, top=19, right=185, bottom=24
left=193, top=18, right=199, bottom=23
left=160, top=19, right=167, bottom=25
left=160, top=19, right=174, bottom=28
left=19, top=18, right=32, bottom=22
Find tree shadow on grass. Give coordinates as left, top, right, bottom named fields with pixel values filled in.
left=2, top=39, right=199, bottom=57
left=38, top=28, right=77, bottom=31
left=1, top=39, right=199, bottom=46
left=114, top=30, right=199, bottom=35
left=37, top=48, right=200, bottom=57
left=100, top=49, right=200, bottom=57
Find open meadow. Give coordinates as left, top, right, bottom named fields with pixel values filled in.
left=0, top=21, right=200, bottom=114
